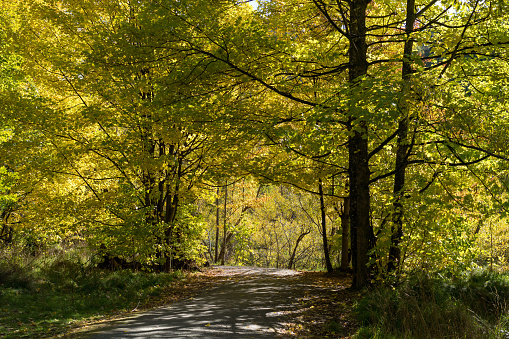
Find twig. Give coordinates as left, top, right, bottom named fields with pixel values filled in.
left=131, top=301, right=141, bottom=312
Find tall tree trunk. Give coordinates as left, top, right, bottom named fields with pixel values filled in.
left=217, top=232, right=233, bottom=266
left=348, top=0, right=373, bottom=289
left=214, top=187, right=220, bottom=263
left=287, top=230, right=310, bottom=269
left=275, top=230, right=280, bottom=269
left=221, top=181, right=228, bottom=265
left=340, top=197, right=350, bottom=270
left=331, top=176, right=350, bottom=270
left=162, top=155, right=181, bottom=272
left=388, top=0, right=416, bottom=272
left=319, top=178, right=333, bottom=273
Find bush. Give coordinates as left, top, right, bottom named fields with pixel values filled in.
left=449, top=269, right=509, bottom=320
left=354, top=270, right=509, bottom=339
left=0, top=244, right=184, bottom=338
left=0, top=245, right=38, bottom=289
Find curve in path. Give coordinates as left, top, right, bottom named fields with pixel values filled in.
left=85, top=266, right=311, bottom=338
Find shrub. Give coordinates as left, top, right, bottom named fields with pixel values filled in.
left=0, top=243, right=184, bottom=339
left=449, top=269, right=509, bottom=320
left=0, top=245, right=37, bottom=289
left=354, top=271, right=509, bottom=339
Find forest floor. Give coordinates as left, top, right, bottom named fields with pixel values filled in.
left=63, top=266, right=359, bottom=338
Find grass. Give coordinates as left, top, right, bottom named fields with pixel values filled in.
left=354, top=269, right=509, bottom=339
left=0, top=246, right=185, bottom=338
left=9, top=243, right=509, bottom=339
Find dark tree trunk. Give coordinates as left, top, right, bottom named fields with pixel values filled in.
left=221, top=182, right=228, bottom=265
left=388, top=0, right=416, bottom=272
left=348, top=0, right=373, bottom=289
left=319, top=178, right=334, bottom=273
left=0, top=208, right=14, bottom=244
left=287, top=230, right=310, bottom=269
left=162, top=156, right=181, bottom=272
left=349, top=130, right=372, bottom=288
left=218, top=232, right=233, bottom=266
left=340, top=197, right=350, bottom=270
left=214, top=187, right=220, bottom=263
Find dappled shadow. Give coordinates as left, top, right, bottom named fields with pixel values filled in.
left=82, top=266, right=337, bottom=338
left=213, top=265, right=302, bottom=277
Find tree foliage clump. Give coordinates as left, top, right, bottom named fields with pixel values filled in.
left=0, top=0, right=508, bottom=288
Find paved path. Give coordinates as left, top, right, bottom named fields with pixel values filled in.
left=84, top=266, right=311, bottom=338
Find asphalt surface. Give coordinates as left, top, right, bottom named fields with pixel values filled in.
left=84, top=266, right=308, bottom=338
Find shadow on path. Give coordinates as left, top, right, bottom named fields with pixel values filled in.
left=83, top=266, right=326, bottom=338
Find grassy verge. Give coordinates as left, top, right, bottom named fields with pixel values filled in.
left=0, top=247, right=187, bottom=338
left=354, top=269, right=509, bottom=339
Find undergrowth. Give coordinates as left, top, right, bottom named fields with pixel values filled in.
left=355, top=269, right=509, bottom=339
left=0, top=245, right=184, bottom=338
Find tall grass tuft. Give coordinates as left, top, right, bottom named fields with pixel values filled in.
left=0, top=244, right=184, bottom=338
left=0, top=245, right=39, bottom=289
left=449, top=269, right=509, bottom=321
left=355, top=270, right=509, bottom=339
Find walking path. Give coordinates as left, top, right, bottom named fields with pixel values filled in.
left=79, top=266, right=355, bottom=338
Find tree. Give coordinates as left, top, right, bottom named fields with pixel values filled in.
left=8, top=0, right=256, bottom=268
left=3, top=0, right=509, bottom=286
left=85, top=0, right=505, bottom=286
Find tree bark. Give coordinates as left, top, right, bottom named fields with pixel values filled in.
left=319, top=178, right=334, bottom=273
left=287, top=230, right=310, bottom=269
left=340, top=197, right=350, bottom=270
left=218, top=232, right=234, bottom=266
left=348, top=0, right=373, bottom=289
left=221, top=181, right=228, bottom=265
left=388, top=0, right=416, bottom=272
left=214, top=187, right=220, bottom=263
